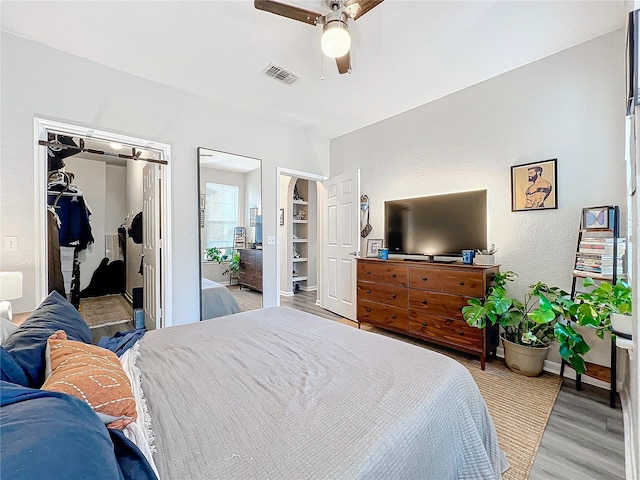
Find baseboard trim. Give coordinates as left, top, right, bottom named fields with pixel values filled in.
left=494, top=347, right=622, bottom=390
left=300, top=286, right=317, bottom=292
left=619, top=384, right=637, bottom=480
left=280, top=291, right=294, bottom=297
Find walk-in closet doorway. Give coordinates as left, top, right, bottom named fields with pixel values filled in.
left=34, top=118, right=173, bottom=332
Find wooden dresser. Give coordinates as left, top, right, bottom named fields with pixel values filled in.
left=238, top=249, right=263, bottom=292
left=357, top=258, right=499, bottom=369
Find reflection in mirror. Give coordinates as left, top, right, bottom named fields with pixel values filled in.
left=198, top=148, right=262, bottom=320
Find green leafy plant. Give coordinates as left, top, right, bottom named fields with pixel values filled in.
left=574, top=278, right=632, bottom=338
left=223, top=252, right=241, bottom=276
left=205, top=247, right=225, bottom=262
left=462, top=271, right=590, bottom=374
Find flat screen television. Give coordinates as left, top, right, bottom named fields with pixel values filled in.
left=384, top=190, right=487, bottom=258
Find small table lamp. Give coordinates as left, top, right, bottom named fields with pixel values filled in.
left=0, top=272, right=23, bottom=321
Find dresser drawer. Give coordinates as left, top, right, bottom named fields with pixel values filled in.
left=409, top=267, right=484, bottom=296
left=408, top=315, right=483, bottom=349
left=357, top=282, right=408, bottom=308
left=408, top=291, right=471, bottom=320
left=358, top=301, right=408, bottom=330
left=358, top=262, right=408, bottom=287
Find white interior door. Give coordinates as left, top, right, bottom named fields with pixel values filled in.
left=143, top=163, right=161, bottom=328
left=322, top=170, right=360, bottom=320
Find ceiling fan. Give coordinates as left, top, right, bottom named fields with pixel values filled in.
left=254, top=0, right=384, bottom=74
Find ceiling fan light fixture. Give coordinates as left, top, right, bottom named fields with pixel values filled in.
left=321, top=19, right=350, bottom=58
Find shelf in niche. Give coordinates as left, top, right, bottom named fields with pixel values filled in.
left=292, top=276, right=308, bottom=282
left=293, top=238, right=308, bottom=242
left=293, top=219, right=308, bottom=224
left=293, top=199, right=308, bottom=205
left=292, top=258, right=308, bottom=262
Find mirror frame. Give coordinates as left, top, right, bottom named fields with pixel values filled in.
left=197, top=147, right=263, bottom=320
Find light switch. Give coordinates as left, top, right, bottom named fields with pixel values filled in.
left=4, top=236, right=18, bottom=252
left=267, top=236, right=276, bottom=246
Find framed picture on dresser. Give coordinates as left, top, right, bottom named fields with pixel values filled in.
left=366, top=239, right=383, bottom=258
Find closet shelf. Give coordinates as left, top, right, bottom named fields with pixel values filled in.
left=292, top=276, right=308, bottom=282
left=293, top=239, right=308, bottom=243
left=293, top=258, right=308, bottom=262
left=293, top=200, right=308, bottom=205
left=293, top=220, right=308, bottom=224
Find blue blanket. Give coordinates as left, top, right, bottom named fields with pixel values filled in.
left=98, top=328, right=146, bottom=356
left=0, top=381, right=157, bottom=480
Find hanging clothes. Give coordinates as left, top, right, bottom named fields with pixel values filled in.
left=47, top=207, right=66, bottom=297
left=47, top=183, right=94, bottom=250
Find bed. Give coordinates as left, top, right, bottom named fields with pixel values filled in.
left=201, top=277, right=241, bottom=319
left=1, top=293, right=508, bottom=479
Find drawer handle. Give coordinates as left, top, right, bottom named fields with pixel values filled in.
left=458, top=331, right=465, bottom=336
left=391, top=315, right=397, bottom=319
left=367, top=271, right=371, bottom=275
left=459, top=281, right=465, bottom=286
left=392, top=273, right=397, bottom=278
left=422, top=277, right=428, bottom=281
left=365, top=307, right=371, bottom=312
left=366, top=289, right=371, bottom=294
left=422, top=322, right=427, bottom=327
left=422, top=300, right=428, bottom=305
left=391, top=294, right=397, bottom=299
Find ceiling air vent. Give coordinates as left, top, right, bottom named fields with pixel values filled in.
left=261, top=63, right=301, bottom=85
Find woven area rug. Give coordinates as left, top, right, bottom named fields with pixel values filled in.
left=79, top=294, right=132, bottom=329
left=338, top=321, right=561, bottom=480
left=227, top=285, right=263, bottom=312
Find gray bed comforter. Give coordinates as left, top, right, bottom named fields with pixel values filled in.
left=201, top=277, right=240, bottom=319
left=138, top=307, right=509, bottom=479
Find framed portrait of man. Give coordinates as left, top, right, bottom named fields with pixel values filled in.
left=511, top=159, right=558, bottom=211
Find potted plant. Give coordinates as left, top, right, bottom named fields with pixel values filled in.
left=223, top=252, right=241, bottom=277
left=204, top=247, right=225, bottom=262
left=474, top=244, right=497, bottom=266
left=574, top=277, right=633, bottom=338
left=463, top=271, right=590, bottom=376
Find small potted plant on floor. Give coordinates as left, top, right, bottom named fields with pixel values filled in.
left=574, top=277, right=633, bottom=338
left=474, top=244, right=498, bottom=266
left=462, top=271, right=590, bottom=376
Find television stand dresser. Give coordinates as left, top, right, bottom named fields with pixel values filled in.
left=356, top=258, right=499, bottom=370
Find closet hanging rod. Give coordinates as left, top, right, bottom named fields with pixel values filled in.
left=38, top=140, right=167, bottom=165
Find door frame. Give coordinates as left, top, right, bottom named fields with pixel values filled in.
left=276, top=167, right=327, bottom=307
left=33, top=117, right=173, bottom=328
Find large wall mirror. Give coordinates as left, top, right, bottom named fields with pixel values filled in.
left=198, top=148, right=263, bottom=320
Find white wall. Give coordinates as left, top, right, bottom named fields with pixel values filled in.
left=279, top=175, right=292, bottom=294
left=105, top=164, right=127, bottom=238
left=63, top=157, right=106, bottom=290
left=330, top=30, right=627, bottom=366
left=0, top=32, right=328, bottom=323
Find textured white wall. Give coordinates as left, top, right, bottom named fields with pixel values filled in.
left=330, top=30, right=626, bottom=365
left=0, top=32, right=328, bottom=323
left=105, top=165, right=127, bottom=237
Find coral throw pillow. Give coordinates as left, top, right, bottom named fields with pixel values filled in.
left=41, top=330, right=137, bottom=429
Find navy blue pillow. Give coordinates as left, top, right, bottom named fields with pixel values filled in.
left=2, top=291, right=92, bottom=387
left=0, top=347, right=29, bottom=386
left=0, top=381, right=125, bottom=480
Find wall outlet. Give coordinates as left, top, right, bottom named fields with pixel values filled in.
left=267, top=236, right=276, bottom=246
left=4, top=236, right=18, bottom=252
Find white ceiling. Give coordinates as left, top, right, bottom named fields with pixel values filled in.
left=1, top=1, right=627, bottom=139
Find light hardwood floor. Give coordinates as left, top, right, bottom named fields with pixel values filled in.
left=282, top=290, right=627, bottom=480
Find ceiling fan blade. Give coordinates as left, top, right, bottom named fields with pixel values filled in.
left=344, top=0, right=383, bottom=20
left=254, top=0, right=322, bottom=26
left=336, top=52, right=351, bottom=75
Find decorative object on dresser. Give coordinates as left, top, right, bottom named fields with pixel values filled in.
left=357, top=258, right=499, bottom=370
left=474, top=244, right=498, bottom=266
left=365, top=239, right=383, bottom=258
left=238, top=248, right=263, bottom=292
left=462, top=271, right=585, bottom=377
